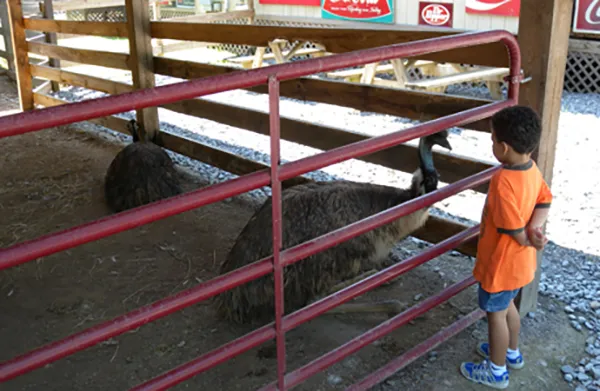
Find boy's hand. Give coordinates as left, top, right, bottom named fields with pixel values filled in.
left=527, top=226, right=548, bottom=250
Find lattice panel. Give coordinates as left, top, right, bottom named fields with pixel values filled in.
left=66, top=7, right=126, bottom=22
left=564, top=51, right=600, bottom=93
left=158, top=8, right=196, bottom=20
left=208, top=17, right=335, bottom=57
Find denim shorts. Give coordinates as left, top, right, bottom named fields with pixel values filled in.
left=478, top=284, right=521, bottom=313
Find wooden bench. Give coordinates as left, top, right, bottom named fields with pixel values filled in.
left=405, top=67, right=510, bottom=98
left=326, top=60, right=436, bottom=82
left=227, top=47, right=326, bottom=69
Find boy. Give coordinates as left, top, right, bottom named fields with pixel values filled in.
left=460, top=105, right=552, bottom=389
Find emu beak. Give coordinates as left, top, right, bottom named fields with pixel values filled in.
left=437, top=137, right=452, bottom=151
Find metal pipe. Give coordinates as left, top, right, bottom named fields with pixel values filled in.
left=278, top=101, right=511, bottom=182
left=0, top=258, right=273, bottom=382
left=259, top=277, right=478, bottom=390
left=268, top=75, right=287, bottom=391
left=280, top=166, right=498, bottom=270
left=0, top=30, right=520, bottom=139
left=346, top=309, right=485, bottom=391
left=127, top=225, right=479, bottom=391
left=282, top=225, right=480, bottom=332
left=0, top=106, right=503, bottom=271
left=0, top=170, right=271, bottom=270
left=130, top=325, right=276, bottom=391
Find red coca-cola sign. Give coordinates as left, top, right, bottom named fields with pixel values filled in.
left=418, top=2, right=453, bottom=28
left=321, top=0, right=394, bottom=23
left=465, top=0, right=520, bottom=17
left=573, top=0, right=600, bottom=34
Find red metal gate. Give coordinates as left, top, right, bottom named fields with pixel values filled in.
left=0, top=30, right=521, bottom=390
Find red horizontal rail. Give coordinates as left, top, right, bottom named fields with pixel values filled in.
left=0, top=258, right=273, bottom=382
left=278, top=101, right=508, bottom=182
left=130, top=325, right=277, bottom=391
left=279, top=166, right=498, bottom=269
left=128, top=224, right=479, bottom=391
left=259, top=276, right=478, bottom=391
left=0, top=102, right=505, bottom=271
left=0, top=163, right=489, bottom=383
left=347, top=309, right=486, bottom=391
left=0, top=170, right=271, bottom=270
left=0, top=30, right=520, bottom=139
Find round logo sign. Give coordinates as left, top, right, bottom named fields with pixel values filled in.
left=421, top=4, right=451, bottom=26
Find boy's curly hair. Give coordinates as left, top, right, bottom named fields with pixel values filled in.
left=491, top=106, right=541, bottom=154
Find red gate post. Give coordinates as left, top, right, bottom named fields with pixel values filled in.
left=268, top=74, right=287, bottom=391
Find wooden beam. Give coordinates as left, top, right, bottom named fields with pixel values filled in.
left=152, top=58, right=493, bottom=133
left=515, top=0, right=573, bottom=315
left=161, top=98, right=493, bottom=193
left=23, top=18, right=129, bottom=37
left=7, top=0, right=33, bottom=111
left=30, top=64, right=133, bottom=94
left=569, top=38, right=600, bottom=55
left=28, top=41, right=130, bottom=70
left=125, top=0, right=159, bottom=140
left=42, top=0, right=60, bottom=92
left=149, top=23, right=510, bottom=68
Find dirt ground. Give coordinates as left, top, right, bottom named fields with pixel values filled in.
left=0, top=75, right=585, bottom=390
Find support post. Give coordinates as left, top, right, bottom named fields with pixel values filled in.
left=43, top=0, right=60, bottom=92
left=125, top=0, right=159, bottom=141
left=7, top=0, right=33, bottom=111
left=515, top=0, right=573, bottom=315
left=0, top=0, right=15, bottom=77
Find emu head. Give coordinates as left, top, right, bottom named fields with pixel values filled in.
left=415, top=130, right=452, bottom=194
left=127, top=119, right=141, bottom=143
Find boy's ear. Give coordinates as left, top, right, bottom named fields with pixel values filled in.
left=499, top=141, right=510, bottom=155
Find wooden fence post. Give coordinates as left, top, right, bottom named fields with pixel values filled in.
left=515, top=0, right=573, bottom=315
left=0, top=0, right=16, bottom=78
left=125, top=0, right=159, bottom=141
left=42, top=0, right=60, bottom=92
left=7, top=0, right=33, bottom=111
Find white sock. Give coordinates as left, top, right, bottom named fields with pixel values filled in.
left=506, top=347, right=520, bottom=359
left=490, top=361, right=507, bottom=376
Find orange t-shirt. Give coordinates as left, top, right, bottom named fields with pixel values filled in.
left=473, top=159, right=552, bottom=293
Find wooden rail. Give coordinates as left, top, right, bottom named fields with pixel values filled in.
left=152, top=58, right=493, bottom=133
left=24, top=18, right=509, bottom=67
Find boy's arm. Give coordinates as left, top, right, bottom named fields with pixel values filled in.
left=492, top=176, right=534, bottom=247
left=511, top=230, right=533, bottom=247
left=526, top=179, right=553, bottom=249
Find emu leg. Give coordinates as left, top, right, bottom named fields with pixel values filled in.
left=314, top=269, right=408, bottom=317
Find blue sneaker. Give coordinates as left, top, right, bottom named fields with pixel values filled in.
left=477, top=342, right=525, bottom=369
left=460, top=360, right=509, bottom=389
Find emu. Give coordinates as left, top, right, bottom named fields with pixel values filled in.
left=214, top=130, right=452, bottom=325
left=104, top=119, right=182, bottom=213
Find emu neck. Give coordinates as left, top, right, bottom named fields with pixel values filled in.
left=418, top=138, right=435, bottom=174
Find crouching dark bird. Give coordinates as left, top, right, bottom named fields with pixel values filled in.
left=214, top=130, right=453, bottom=325
left=104, top=119, right=182, bottom=213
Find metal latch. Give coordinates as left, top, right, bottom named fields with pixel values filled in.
left=503, top=70, right=532, bottom=84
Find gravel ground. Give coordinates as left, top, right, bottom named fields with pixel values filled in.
left=48, top=60, right=600, bottom=389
